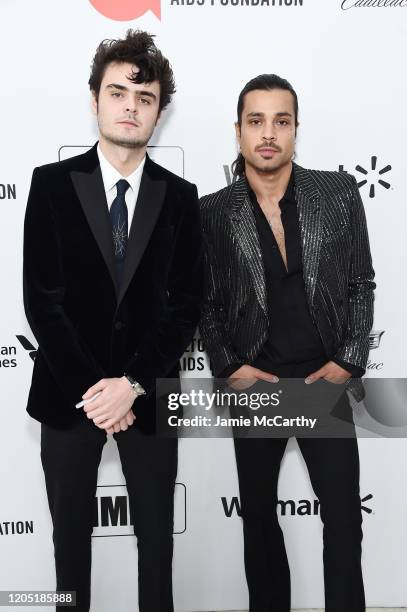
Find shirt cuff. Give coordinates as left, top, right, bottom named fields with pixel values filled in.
left=331, top=357, right=365, bottom=378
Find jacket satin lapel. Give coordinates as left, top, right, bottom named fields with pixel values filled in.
left=116, top=165, right=166, bottom=308
left=227, top=178, right=267, bottom=316
left=293, top=163, right=323, bottom=307
left=70, top=165, right=118, bottom=296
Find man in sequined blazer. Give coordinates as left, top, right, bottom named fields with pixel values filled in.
left=199, top=74, right=375, bottom=612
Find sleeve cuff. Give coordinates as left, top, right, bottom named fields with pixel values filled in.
left=331, top=357, right=365, bottom=378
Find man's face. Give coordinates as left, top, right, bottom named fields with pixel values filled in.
left=92, top=61, right=161, bottom=149
left=235, top=88, right=297, bottom=174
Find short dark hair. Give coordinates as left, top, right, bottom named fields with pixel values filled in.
left=88, top=29, right=175, bottom=113
left=232, top=74, right=299, bottom=179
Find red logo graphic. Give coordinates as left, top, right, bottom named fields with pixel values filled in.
left=89, top=0, right=160, bottom=21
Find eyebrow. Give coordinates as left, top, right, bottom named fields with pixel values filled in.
left=106, top=83, right=157, bottom=100
left=246, top=111, right=293, bottom=118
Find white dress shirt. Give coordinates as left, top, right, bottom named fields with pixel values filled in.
left=97, top=143, right=146, bottom=235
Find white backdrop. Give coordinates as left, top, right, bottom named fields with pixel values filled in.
left=0, top=0, right=406, bottom=610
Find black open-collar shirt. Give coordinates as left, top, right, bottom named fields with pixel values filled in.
left=249, top=169, right=326, bottom=368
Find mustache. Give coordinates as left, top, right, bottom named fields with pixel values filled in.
left=256, top=143, right=281, bottom=152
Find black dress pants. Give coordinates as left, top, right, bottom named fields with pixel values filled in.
left=40, top=417, right=177, bottom=612
left=234, top=356, right=365, bottom=612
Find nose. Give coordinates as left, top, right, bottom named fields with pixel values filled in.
left=262, top=121, right=277, bottom=142
left=125, top=102, right=137, bottom=114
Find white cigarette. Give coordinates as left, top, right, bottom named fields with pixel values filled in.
left=75, top=391, right=102, bottom=409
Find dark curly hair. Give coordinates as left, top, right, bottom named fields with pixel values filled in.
left=232, top=74, right=299, bottom=179
left=89, top=29, right=175, bottom=112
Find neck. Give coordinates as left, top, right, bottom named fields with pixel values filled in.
left=98, top=136, right=146, bottom=177
left=245, top=160, right=293, bottom=205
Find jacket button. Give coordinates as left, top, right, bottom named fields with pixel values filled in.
left=114, top=321, right=125, bottom=331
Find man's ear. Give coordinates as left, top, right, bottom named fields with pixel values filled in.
left=91, top=92, right=98, bottom=116
left=235, top=122, right=241, bottom=145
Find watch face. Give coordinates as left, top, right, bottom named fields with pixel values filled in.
left=124, top=374, right=145, bottom=394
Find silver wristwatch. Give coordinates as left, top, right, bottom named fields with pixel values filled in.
left=124, top=374, right=146, bottom=397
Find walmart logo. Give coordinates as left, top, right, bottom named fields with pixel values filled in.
left=339, top=155, right=392, bottom=198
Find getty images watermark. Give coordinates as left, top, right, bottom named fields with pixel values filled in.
left=166, top=388, right=317, bottom=431
left=155, top=378, right=407, bottom=439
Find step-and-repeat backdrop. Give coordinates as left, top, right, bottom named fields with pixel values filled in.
left=1, top=0, right=406, bottom=610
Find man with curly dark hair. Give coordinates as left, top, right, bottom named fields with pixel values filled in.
left=23, top=30, right=203, bottom=611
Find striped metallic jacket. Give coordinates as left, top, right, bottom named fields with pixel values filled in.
left=199, top=163, right=375, bottom=397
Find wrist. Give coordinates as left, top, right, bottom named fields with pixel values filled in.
left=123, top=374, right=146, bottom=397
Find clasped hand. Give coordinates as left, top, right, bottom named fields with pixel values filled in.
left=82, top=377, right=137, bottom=434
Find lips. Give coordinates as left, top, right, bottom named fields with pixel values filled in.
left=117, top=121, right=138, bottom=127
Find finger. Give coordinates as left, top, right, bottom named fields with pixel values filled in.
left=106, top=427, right=114, bottom=434
left=99, top=418, right=116, bottom=430
left=305, top=368, right=326, bottom=384
left=119, top=419, right=128, bottom=431
left=125, top=412, right=134, bottom=426
left=83, top=401, right=105, bottom=415
left=95, top=420, right=110, bottom=430
left=82, top=379, right=107, bottom=400
left=113, top=422, right=121, bottom=433
left=255, top=370, right=279, bottom=383
left=93, top=413, right=111, bottom=425
left=85, top=406, right=107, bottom=419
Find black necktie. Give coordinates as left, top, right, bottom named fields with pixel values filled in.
left=110, top=179, right=130, bottom=286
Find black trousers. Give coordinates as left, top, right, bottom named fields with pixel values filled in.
left=234, top=356, right=365, bottom=612
left=40, top=417, right=177, bottom=612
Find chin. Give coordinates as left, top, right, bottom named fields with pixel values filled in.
left=105, top=133, right=147, bottom=149
left=262, top=158, right=291, bottom=173
left=256, top=162, right=278, bottom=173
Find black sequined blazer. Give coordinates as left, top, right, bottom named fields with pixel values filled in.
left=199, top=163, right=375, bottom=396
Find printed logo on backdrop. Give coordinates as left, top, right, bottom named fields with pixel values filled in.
left=0, top=343, right=18, bottom=368
left=89, top=0, right=305, bottom=16
left=181, top=336, right=207, bottom=372
left=223, top=165, right=236, bottom=186
left=171, top=0, right=303, bottom=6
left=341, top=0, right=407, bottom=9
left=367, top=330, right=385, bottom=371
left=92, top=483, right=186, bottom=536
left=0, top=520, right=34, bottom=536
left=16, top=335, right=36, bottom=362
left=221, top=493, right=374, bottom=517
left=339, top=156, right=392, bottom=198
left=0, top=183, right=16, bottom=200
left=89, top=0, right=161, bottom=20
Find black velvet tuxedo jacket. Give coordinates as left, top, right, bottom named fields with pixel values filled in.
left=199, top=164, right=376, bottom=400
left=23, top=144, right=203, bottom=429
